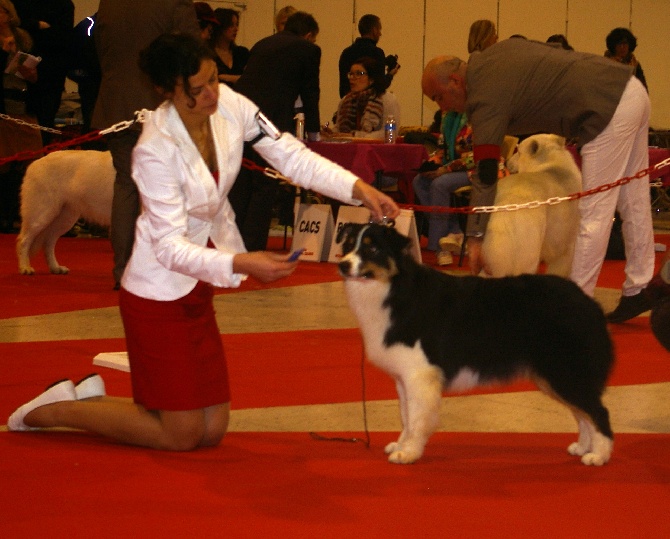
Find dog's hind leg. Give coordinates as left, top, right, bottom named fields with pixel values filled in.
left=568, top=409, right=613, bottom=465
left=567, top=412, right=593, bottom=457
left=17, top=206, right=56, bottom=275
left=16, top=231, right=37, bottom=275
left=537, top=378, right=613, bottom=465
left=574, top=404, right=613, bottom=466
left=42, top=206, right=80, bottom=274
left=568, top=394, right=613, bottom=465
left=584, top=430, right=614, bottom=466
left=386, top=365, right=443, bottom=464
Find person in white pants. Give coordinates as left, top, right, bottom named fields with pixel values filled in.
left=571, top=76, right=654, bottom=313
left=421, top=39, right=655, bottom=323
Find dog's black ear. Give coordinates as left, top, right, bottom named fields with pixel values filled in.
left=336, top=222, right=356, bottom=244
left=384, top=225, right=411, bottom=253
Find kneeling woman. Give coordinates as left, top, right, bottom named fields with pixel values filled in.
left=7, top=33, right=398, bottom=451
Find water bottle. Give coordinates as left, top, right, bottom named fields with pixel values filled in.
left=294, top=112, right=305, bottom=140
left=384, top=115, right=397, bottom=144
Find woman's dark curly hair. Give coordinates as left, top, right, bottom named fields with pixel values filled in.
left=606, top=27, right=637, bottom=54
left=139, top=33, right=217, bottom=104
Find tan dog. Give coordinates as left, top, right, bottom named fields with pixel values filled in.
left=482, top=134, right=582, bottom=277
left=17, top=150, right=114, bottom=275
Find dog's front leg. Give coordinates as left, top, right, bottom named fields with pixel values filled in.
left=385, top=378, right=409, bottom=456
left=387, top=366, right=443, bottom=464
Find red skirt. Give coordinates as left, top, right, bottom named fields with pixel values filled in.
left=119, top=281, right=230, bottom=411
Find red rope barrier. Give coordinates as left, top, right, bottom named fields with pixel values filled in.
left=0, top=129, right=104, bottom=167
left=399, top=161, right=668, bottom=215
left=2, top=114, right=669, bottom=216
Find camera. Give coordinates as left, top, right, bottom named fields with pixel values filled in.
left=385, top=54, right=399, bottom=71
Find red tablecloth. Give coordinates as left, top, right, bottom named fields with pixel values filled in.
left=308, top=141, right=428, bottom=202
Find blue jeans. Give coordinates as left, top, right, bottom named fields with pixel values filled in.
left=413, top=170, right=470, bottom=251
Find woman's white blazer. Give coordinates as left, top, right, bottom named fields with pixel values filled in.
left=122, top=84, right=360, bottom=301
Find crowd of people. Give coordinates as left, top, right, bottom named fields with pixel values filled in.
left=3, top=2, right=667, bottom=450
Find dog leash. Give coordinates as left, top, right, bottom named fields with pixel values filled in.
left=309, top=343, right=371, bottom=448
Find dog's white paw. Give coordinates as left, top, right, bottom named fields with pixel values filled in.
left=567, top=441, right=589, bottom=457
left=49, top=265, right=70, bottom=275
left=387, top=448, right=421, bottom=464
left=19, top=266, right=36, bottom=275
left=385, top=440, right=424, bottom=464
left=384, top=441, right=401, bottom=455
left=580, top=452, right=608, bottom=466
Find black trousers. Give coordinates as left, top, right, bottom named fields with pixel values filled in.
left=228, top=144, right=279, bottom=252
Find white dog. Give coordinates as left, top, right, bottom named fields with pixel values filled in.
left=17, top=150, right=114, bottom=275
left=482, top=134, right=582, bottom=278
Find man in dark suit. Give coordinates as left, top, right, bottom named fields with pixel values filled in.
left=338, top=14, right=399, bottom=98
left=231, top=12, right=321, bottom=252
left=91, top=0, right=200, bottom=288
left=13, top=0, right=75, bottom=141
left=236, top=11, right=320, bottom=136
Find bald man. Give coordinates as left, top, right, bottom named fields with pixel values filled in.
left=422, top=39, right=654, bottom=324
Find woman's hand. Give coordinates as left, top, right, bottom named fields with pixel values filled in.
left=232, top=251, right=299, bottom=283
left=352, top=179, right=400, bottom=222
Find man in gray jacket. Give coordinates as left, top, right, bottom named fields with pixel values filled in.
left=422, top=39, right=654, bottom=323
left=91, top=0, right=200, bottom=288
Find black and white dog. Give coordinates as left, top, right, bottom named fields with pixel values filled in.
left=337, top=223, right=614, bottom=466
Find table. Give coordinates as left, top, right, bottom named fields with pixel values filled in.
left=308, top=141, right=428, bottom=203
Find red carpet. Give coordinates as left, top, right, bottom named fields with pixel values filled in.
left=2, top=323, right=670, bottom=416
left=2, top=233, right=670, bottom=537
left=1, top=430, right=669, bottom=537
left=0, top=235, right=344, bottom=319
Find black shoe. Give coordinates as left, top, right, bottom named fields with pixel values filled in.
left=643, top=275, right=670, bottom=307
left=606, top=292, right=652, bottom=323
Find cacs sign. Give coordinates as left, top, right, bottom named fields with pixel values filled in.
left=297, top=219, right=321, bottom=234
left=290, top=204, right=335, bottom=261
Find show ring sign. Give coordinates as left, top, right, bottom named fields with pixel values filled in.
left=291, top=204, right=421, bottom=263
left=290, top=204, right=335, bottom=261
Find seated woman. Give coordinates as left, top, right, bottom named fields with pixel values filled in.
left=324, top=56, right=400, bottom=140
left=413, top=111, right=474, bottom=266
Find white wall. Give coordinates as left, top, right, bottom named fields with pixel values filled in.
left=71, top=0, right=670, bottom=129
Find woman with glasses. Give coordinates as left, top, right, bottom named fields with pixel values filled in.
left=324, top=55, right=399, bottom=140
